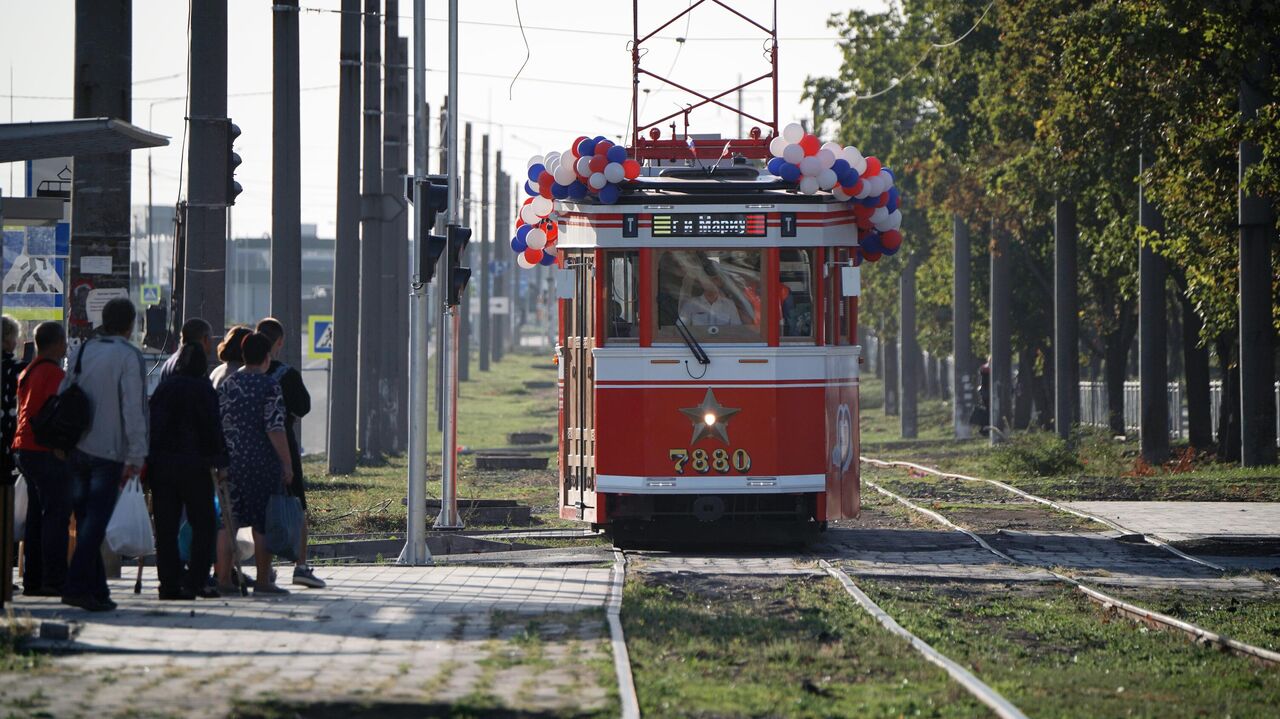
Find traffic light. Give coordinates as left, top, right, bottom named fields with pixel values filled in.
left=446, top=224, right=472, bottom=306
left=414, top=175, right=449, bottom=283
left=225, top=120, right=243, bottom=206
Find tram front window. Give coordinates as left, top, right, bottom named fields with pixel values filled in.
left=605, top=251, right=639, bottom=341
left=655, top=249, right=764, bottom=343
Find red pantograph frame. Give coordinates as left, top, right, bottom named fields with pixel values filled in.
left=630, top=0, right=779, bottom=161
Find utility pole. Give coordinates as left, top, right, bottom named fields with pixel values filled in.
left=1238, top=50, right=1277, bottom=466
left=183, top=0, right=228, bottom=334
left=1053, top=198, right=1079, bottom=440
left=271, top=0, right=302, bottom=370
left=509, top=178, right=520, bottom=351
left=990, top=222, right=1012, bottom=444
left=328, top=0, right=361, bottom=475
left=393, top=36, right=411, bottom=454
left=435, top=0, right=463, bottom=530
left=381, top=7, right=406, bottom=454
left=400, top=0, right=431, bottom=565
left=357, top=0, right=383, bottom=462
left=479, top=134, right=492, bottom=372
left=952, top=215, right=972, bottom=439
left=1138, top=153, right=1169, bottom=463
left=459, top=122, right=473, bottom=382
left=899, top=258, right=918, bottom=439
left=492, top=160, right=506, bottom=363
left=435, top=100, right=448, bottom=431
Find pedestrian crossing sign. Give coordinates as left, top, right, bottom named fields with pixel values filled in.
left=308, top=315, right=334, bottom=360
left=140, top=284, right=162, bottom=306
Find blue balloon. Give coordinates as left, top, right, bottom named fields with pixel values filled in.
left=577, top=137, right=596, bottom=157
left=567, top=180, right=588, bottom=199
left=516, top=224, right=532, bottom=241
left=766, top=157, right=786, bottom=176
left=524, top=181, right=537, bottom=197
left=779, top=163, right=801, bottom=182
left=836, top=168, right=856, bottom=187
left=511, top=235, right=527, bottom=252
left=598, top=183, right=621, bottom=204
left=527, top=163, right=546, bottom=183
left=861, top=233, right=883, bottom=254
left=538, top=251, right=557, bottom=266
left=606, top=145, right=628, bottom=164
left=881, top=243, right=899, bottom=256
left=593, top=135, right=607, bottom=143
left=831, top=159, right=850, bottom=177
left=551, top=182, right=569, bottom=200
left=860, top=195, right=879, bottom=207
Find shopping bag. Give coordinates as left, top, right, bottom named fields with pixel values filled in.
left=235, top=527, right=255, bottom=562
left=13, top=475, right=28, bottom=542
left=105, top=477, right=156, bottom=557
left=265, top=492, right=303, bottom=562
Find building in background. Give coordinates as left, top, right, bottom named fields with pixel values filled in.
left=226, top=223, right=333, bottom=325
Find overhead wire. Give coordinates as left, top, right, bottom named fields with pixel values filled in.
left=853, top=0, right=996, bottom=101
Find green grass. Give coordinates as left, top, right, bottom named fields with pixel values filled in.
left=623, top=572, right=988, bottom=718
left=859, top=577, right=1280, bottom=718
left=1098, top=588, right=1280, bottom=653
left=0, top=613, right=42, bottom=674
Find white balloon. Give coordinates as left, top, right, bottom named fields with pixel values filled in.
left=782, top=122, right=805, bottom=143
left=870, top=206, right=889, bottom=225
left=864, top=176, right=882, bottom=196
left=588, top=172, right=607, bottom=190
left=799, top=155, right=822, bottom=177
left=879, top=170, right=894, bottom=189
left=603, top=162, right=625, bottom=184
left=782, top=143, right=804, bottom=165
left=843, top=146, right=867, bottom=174
left=817, top=149, right=836, bottom=170
left=526, top=228, right=548, bottom=250
left=821, top=141, right=843, bottom=157
left=544, top=151, right=561, bottom=167
left=799, top=176, right=820, bottom=195
left=530, top=196, right=554, bottom=217
left=575, top=156, right=593, bottom=177
left=526, top=154, right=544, bottom=170
left=885, top=209, right=903, bottom=231
left=768, top=136, right=789, bottom=157
left=519, top=204, right=540, bottom=225
left=554, top=164, right=577, bottom=186
left=817, top=168, right=838, bottom=190
left=832, top=186, right=851, bottom=201
left=854, top=181, right=873, bottom=200
left=517, top=254, right=535, bottom=269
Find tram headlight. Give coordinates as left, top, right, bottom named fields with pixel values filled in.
left=703, top=412, right=717, bottom=426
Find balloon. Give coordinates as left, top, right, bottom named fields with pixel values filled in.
left=511, top=235, right=527, bottom=252
left=782, top=122, right=804, bottom=143
left=875, top=191, right=889, bottom=208
left=539, top=249, right=558, bottom=266
left=881, top=229, right=903, bottom=251
left=782, top=143, right=804, bottom=164
left=817, top=168, right=838, bottom=190
left=799, top=155, right=822, bottom=177
left=862, top=156, right=882, bottom=178
left=622, top=158, right=641, bottom=180
left=575, top=156, right=594, bottom=178
left=870, top=206, right=889, bottom=226
left=588, top=172, right=607, bottom=190
left=606, top=145, right=628, bottom=163
left=530, top=196, right=554, bottom=216
left=842, top=146, right=867, bottom=175
left=526, top=228, right=547, bottom=250
left=843, top=179, right=864, bottom=196
left=523, top=247, right=544, bottom=265
left=551, top=183, right=569, bottom=200
left=527, top=163, right=546, bottom=183
left=879, top=170, right=894, bottom=189
left=831, top=158, right=851, bottom=177
left=603, top=162, right=625, bottom=184
left=885, top=209, right=903, bottom=231
left=767, top=157, right=787, bottom=176
left=519, top=204, right=540, bottom=225
left=598, top=183, right=620, bottom=204
left=588, top=155, right=607, bottom=173
left=577, top=137, right=597, bottom=157
left=820, top=141, right=843, bottom=157
left=799, top=176, right=819, bottom=194
left=817, top=148, right=836, bottom=169
left=543, top=219, right=558, bottom=241
left=567, top=180, right=588, bottom=199
left=881, top=244, right=899, bottom=257
left=544, top=151, right=561, bottom=168
left=554, top=164, right=577, bottom=185
left=517, top=254, right=535, bottom=269
left=768, top=136, right=789, bottom=157
left=861, top=249, right=882, bottom=263
left=526, top=154, right=544, bottom=170
left=593, top=139, right=614, bottom=156
left=799, top=134, right=820, bottom=156
left=570, top=136, right=588, bottom=157
left=861, top=233, right=883, bottom=254
left=516, top=224, right=532, bottom=241
left=538, top=174, right=554, bottom=198
left=524, top=181, right=537, bottom=197
left=779, top=163, right=802, bottom=182
left=832, top=186, right=851, bottom=201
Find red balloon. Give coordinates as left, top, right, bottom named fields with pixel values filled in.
left=588, top=155, right=607, bottom=173
left=799, top=134, right=820, bottom=156
left=843, top=179, right=863, bottom=196
left=881, top=230, right=903, bottom=252
left=853, top=204, right=874, bottom=221
left=622, top=158, right=641, bottom=180
left=515, top=217, right=525, bottom=228
left=522, top=196, right=534, bottom=205
left=570, top=136, right=588, bottom=158
left=544, top=221, right=558, bottom=241
left=594, top=140, right=614, bottom=157
left=862, top=249, right=882, bottom=263
left=523, top=247, right=544, bottom=264
left=875, top=192, right=889, bottom=208
left=862, top=156, right=881, bottom=178
left=538, top=174, right=554, bottom=198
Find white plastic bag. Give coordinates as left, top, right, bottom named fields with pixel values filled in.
left=13, top=475, right=28, bottom=541
left=235, top=526, right=255, bottom=562
left=106, top=477, right=155, bottom=557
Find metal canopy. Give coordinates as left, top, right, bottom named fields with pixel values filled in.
left=0, top=118, right=169, bottom=163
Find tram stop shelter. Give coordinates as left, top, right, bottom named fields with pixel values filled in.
left=0, top=117, right=169, bottom=608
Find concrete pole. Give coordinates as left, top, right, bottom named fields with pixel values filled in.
left=492, top=163, right=506, bottom=363
left=952, top=215, right=972, bottom=439
left=271, top=0, right=302, bottom=370
left=1138, top=153, right=1169, bottom=463
left=327, top=0, right=361, bottom=475
left=380, top=11, right=405, bottom=455
left=459, top=122, right=473, bottom=382
left=394, top=36, right=410, bottom=454
left=435, top=0, right=463, bottom=530
left=1053, top=198, right=1079, bottom=440
left=357, top=0, right=383, bottom=462
left=899, top=260, right=918, bottom=439
left=990, top=222, right=1012, bottom=444
left=1238, top=52, right=1278, bottom=466
left=436, top=101, right=447, bottom=430
left=509, top=178, right=520, bottom=350
left=479, top=134, right=492, bottom=372
left=183, top=0, right=227, bottom=335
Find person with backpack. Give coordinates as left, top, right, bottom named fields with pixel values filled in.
left=13, top=321, right=68, bottom=596
left=254, top=318, right=324, bottom=589
left=60, top=299, right=150, bottom=612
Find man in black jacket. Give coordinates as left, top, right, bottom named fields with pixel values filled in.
left=255, top=318, right=324, bottom=589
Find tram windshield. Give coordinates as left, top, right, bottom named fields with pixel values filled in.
left=655, top=249, right=765, bottom=343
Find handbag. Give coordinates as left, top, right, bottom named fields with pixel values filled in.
left=265, top=486, right=303, bottom=562
left=32, top=342, right=93, bottom=452
left=106, top=477, right=156, bottom=557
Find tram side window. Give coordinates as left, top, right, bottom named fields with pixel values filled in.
left=655, top=249, right=764, bottom=343
left=605, top=251, right=639, bottom=342
left=779, top=248, right=815, bottom=341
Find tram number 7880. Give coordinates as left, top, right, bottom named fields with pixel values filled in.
left=668, top=448, right=752, bottom=475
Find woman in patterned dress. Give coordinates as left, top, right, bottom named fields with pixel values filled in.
left=216, top=332, right=293, bottom=596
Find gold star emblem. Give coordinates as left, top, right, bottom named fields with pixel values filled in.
left=679, top=388, right=741, bottom=445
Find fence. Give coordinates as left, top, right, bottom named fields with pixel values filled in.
left=1079, top=380, right=1280, bottom=443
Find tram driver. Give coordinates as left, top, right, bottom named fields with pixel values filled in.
left=679, top=267, right=744, bottom=327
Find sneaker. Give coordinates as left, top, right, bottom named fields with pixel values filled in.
left=253, top=583, right=291, bottom=597
left=292, top=565, right=326, bottom=589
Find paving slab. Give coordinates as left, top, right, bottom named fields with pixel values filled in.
left=1064, top=501, right=1280, bottom=543
left=1, top=564, right=614, bottom=718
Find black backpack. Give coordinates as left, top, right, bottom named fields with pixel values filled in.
left=32, top=341, right=93, bottom=452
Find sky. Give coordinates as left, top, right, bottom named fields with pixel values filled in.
left=2, top=0, right=880, bottom=239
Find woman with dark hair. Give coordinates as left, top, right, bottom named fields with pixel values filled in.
left=148, top=333, right=226, bottom=600
left=217, top=332, right=293, bottom=596
left=209, top=325, right=252, bottom=389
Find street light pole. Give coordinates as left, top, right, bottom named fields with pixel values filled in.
left=435, top=0, right=463, bottom=530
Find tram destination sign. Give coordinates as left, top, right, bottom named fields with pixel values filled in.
left=650, top=212, right=767, bottom=237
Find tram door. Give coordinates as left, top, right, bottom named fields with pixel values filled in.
left=562, top=252, right=597, bottom=519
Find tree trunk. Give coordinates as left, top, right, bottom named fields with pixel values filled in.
left=1215, top=333, right=1241, bottom=462
left=1181, top=292, right=1213, bottom=449
left=1035, top=346, right=1055, bottom=430
left=1014, top=347, right=1034, bottom=430
left=884, top=338, right=899, bottom=417
left=1103, top=329, right=1128, bottom=435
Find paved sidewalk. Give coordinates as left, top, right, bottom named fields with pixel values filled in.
left=1064, top=501, right=1280, bottom=543
left=2, top=564, right=615, bottom=718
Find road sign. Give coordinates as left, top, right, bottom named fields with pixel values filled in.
left=308, top=314, right=334, bottom=359
left=140, top=284, right=161, bottom=306
left=489, top=296, right=509, bottom=315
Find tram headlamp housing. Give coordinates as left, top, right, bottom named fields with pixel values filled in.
left=703, top=412, right=717, bottom=426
